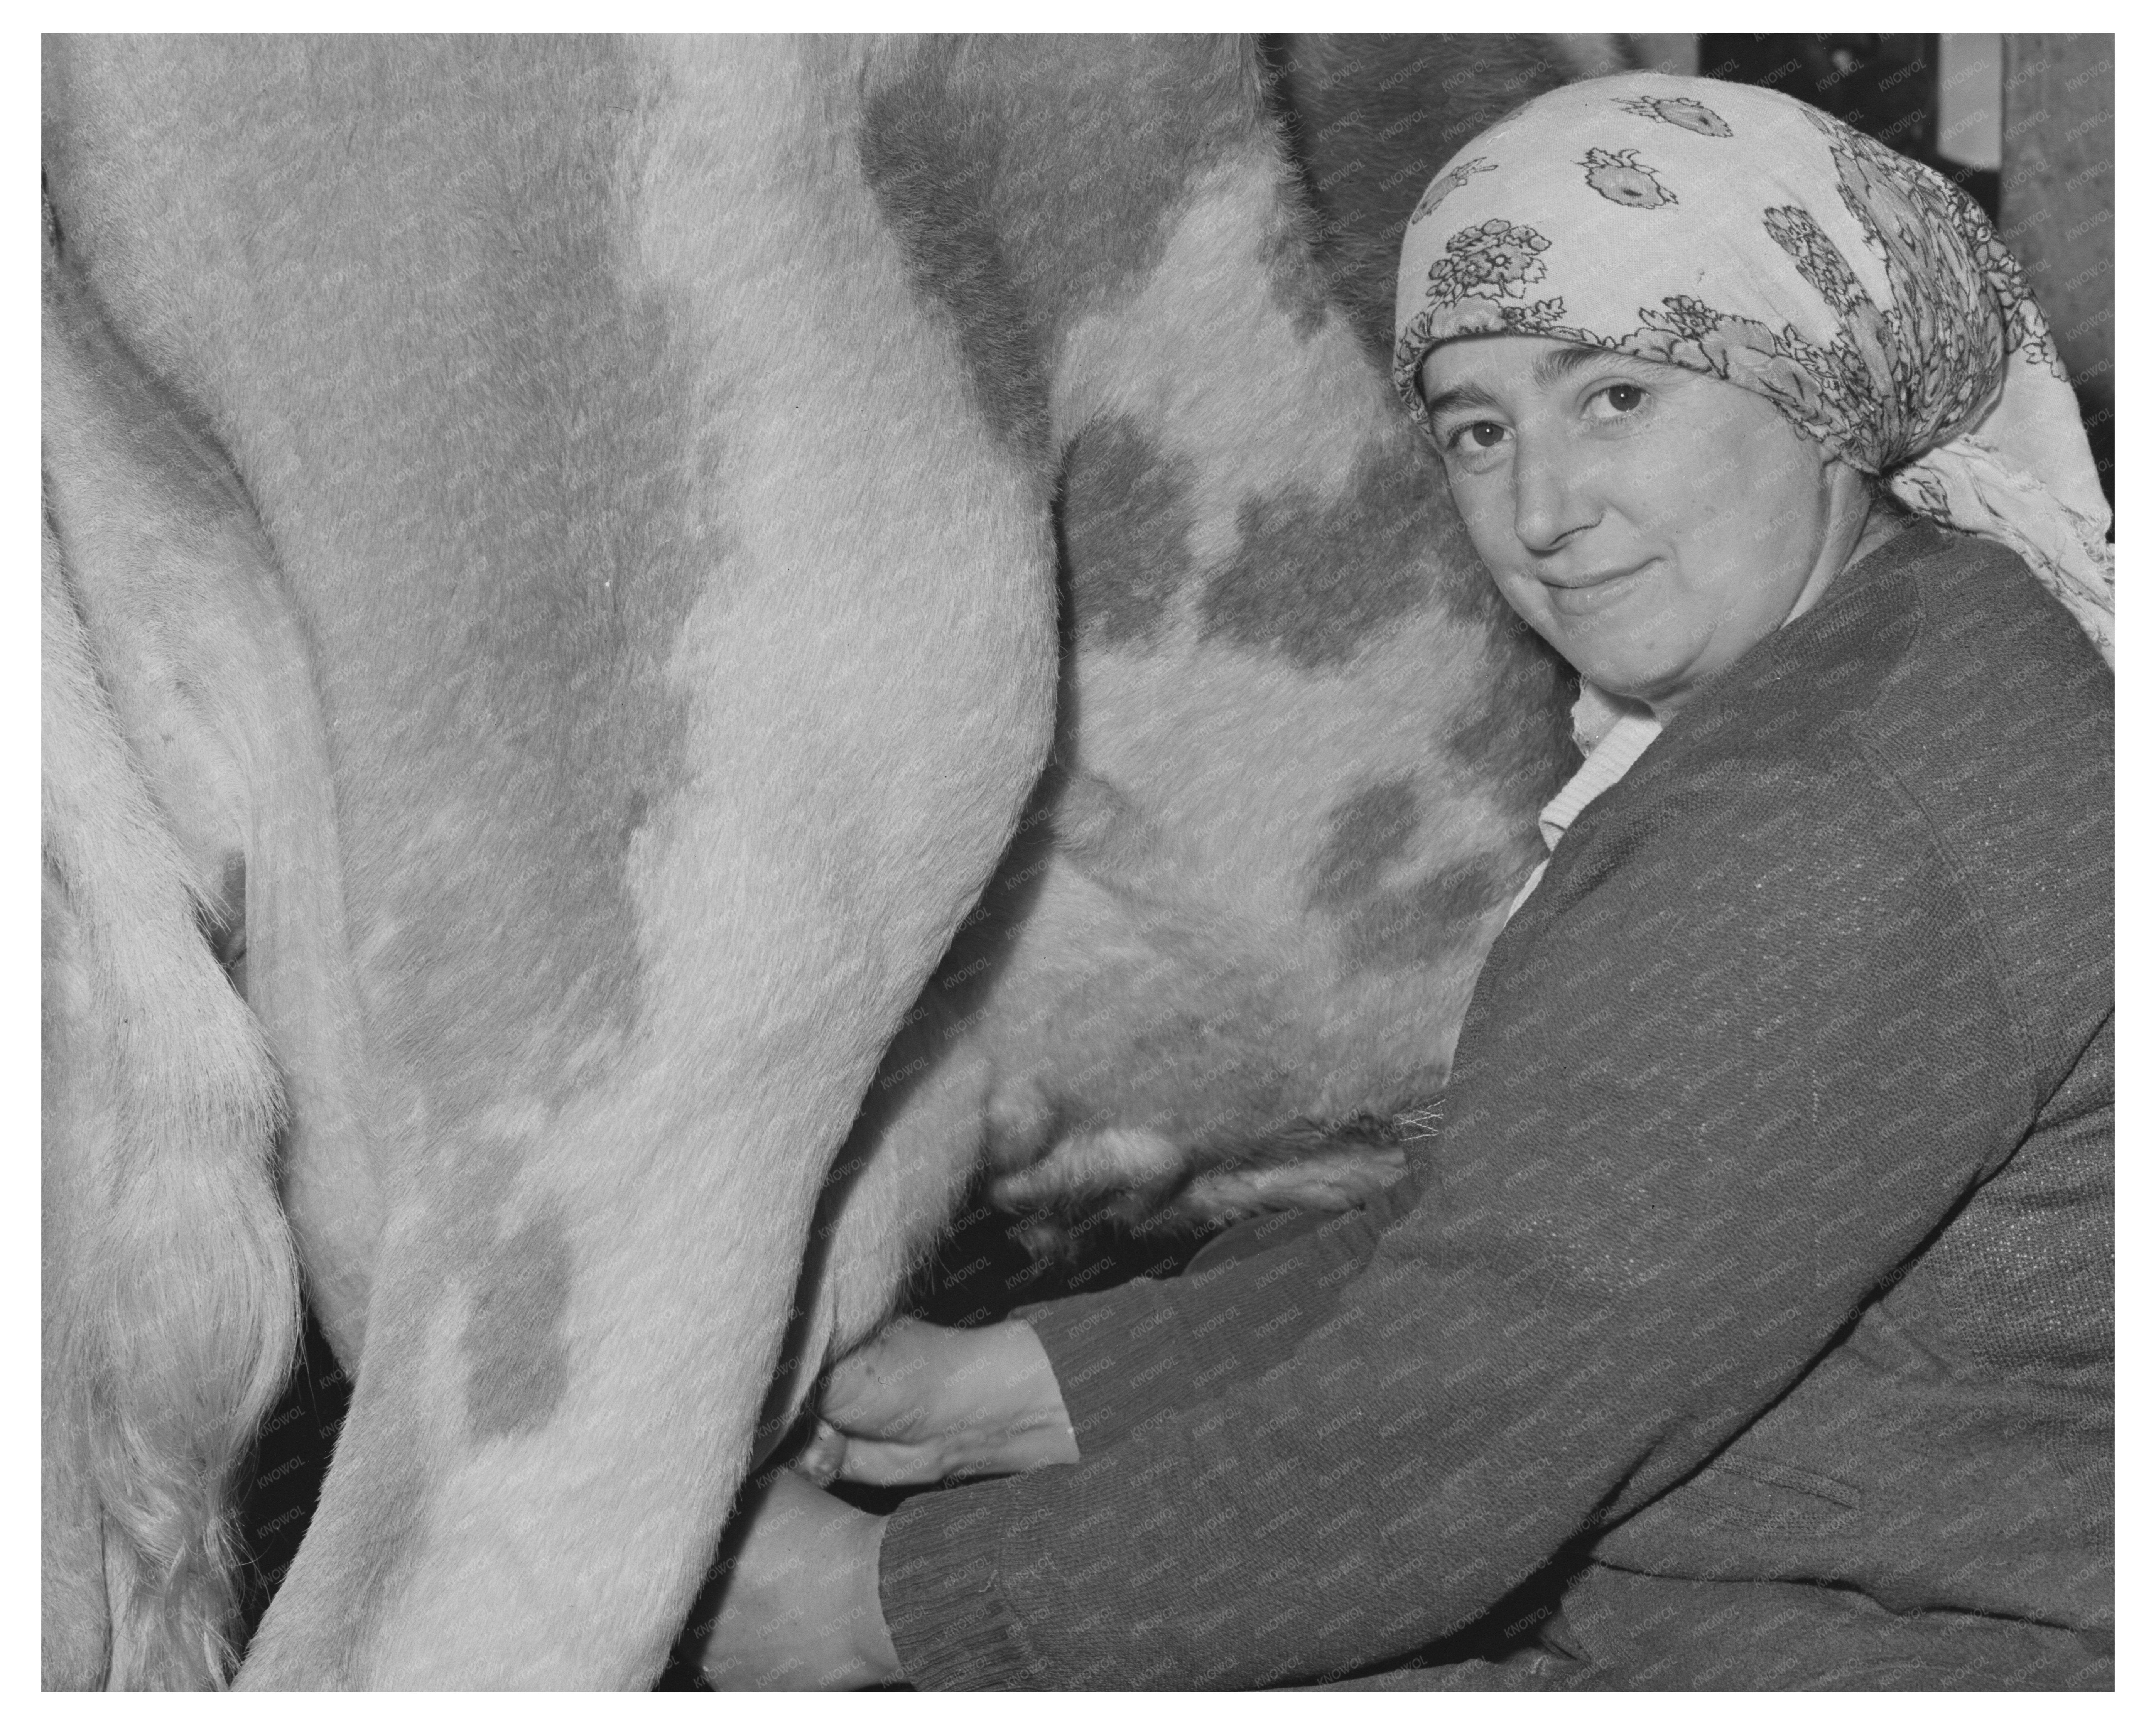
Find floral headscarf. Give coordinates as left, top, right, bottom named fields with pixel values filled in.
left=1392, top=73, right=2114, bottom=665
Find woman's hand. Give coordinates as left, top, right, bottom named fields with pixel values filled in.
left=698, top=1470, right=900, bottom=1691
left=701, top=1320, right=1076, bottom=1687
left=796, top=1317, right=1079, bottom=1487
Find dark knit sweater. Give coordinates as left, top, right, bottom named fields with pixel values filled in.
left=878, top=521, right=2114, bottom=1691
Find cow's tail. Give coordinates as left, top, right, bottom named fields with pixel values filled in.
left=41, top=516, right=299, bottom=1688
left=41, top=241, right=309, bottom=1688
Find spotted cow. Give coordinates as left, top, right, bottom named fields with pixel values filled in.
left=42, top=35, right=1585, bottom=1689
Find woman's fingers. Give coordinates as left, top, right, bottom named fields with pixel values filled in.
left=819, top=1325, right=933, bottom=1431
left=794, top=1419, right=849, bottom=1488
left=826, top=1436, right=950, bottom=1489
left=812, top=1319, right=1080, bottom=1484
left=792, top=1419, right=945, bottom=1490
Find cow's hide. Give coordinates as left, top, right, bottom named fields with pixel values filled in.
left=935, top=33, right=1602, bottom=1244
left=41, top=35, right=1584, bottom=1689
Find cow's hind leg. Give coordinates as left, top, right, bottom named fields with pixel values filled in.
left=236, top=39, right=1058, bottom=1689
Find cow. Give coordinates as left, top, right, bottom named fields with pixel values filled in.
left=42, top=35, right=1584, bottom=1689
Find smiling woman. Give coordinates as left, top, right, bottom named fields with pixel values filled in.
left=699, top=73, right=2113, bottom=1693
left=1390, top=74, right=2111, bottom=669
left=1418, top=337, right=1883, bottom=716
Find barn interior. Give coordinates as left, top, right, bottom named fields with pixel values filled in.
left=220, top=32, right=2113, bottom=1690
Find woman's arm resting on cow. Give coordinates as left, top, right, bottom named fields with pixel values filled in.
left=802, top=1196, right=1403, bottom=1485
left=870, top=755, right=2072, bottom=1689
left=1008, top=1189, right=1411, bottom=1455
left=799, top=1317, right=1079, bottom=1487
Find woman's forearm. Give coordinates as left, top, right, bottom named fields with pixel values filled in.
left=1017, top=1192, right=1411, bottom=1455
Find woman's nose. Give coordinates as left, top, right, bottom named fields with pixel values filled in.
left=1511, top=434, right=1597, bottom=552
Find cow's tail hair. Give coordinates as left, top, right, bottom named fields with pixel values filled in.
left=42, top=509, right=302, bottom=1689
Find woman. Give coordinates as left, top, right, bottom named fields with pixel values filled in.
left=700, top=73, right=2114, bottom=1691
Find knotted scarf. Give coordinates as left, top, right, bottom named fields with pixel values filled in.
left=1392, top=73, right=2114, bottom=664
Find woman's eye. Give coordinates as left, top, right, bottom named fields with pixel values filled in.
left=1446, top=420, right=1508, bottom=452
left=1595, top=382, right=1645, bottom=414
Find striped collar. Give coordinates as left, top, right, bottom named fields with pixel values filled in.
left=1538, top=682, right=1665, bottom=853
left=1506, top=683, right=1664, bottom=922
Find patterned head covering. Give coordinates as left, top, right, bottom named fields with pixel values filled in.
left=1393, top=73, right=2114, bottom=665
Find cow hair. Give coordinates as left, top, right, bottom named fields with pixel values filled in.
left=962, top=32, right=1618, bottom=1257
left=1264, top=34, right=1626, bottom=363
left=43, top=508, right=301, bottom=1687
left=43, top=224, right=306, bottom=1687
left=42, top=37, right=1603, bottom=1681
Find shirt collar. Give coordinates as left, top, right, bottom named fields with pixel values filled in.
left=1539, top=682, right=1664, bottom=853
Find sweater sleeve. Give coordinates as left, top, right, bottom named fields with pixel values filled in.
left=1013, top=1184, right=1418, bottom=1455
left=878, top=746, right=2036, bottom=1690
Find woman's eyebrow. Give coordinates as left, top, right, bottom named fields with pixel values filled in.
left=1531, top=344, right=1616, bottom=387
left=1424, top=346, right=1641, bottom=420
left=1422, top=379, right=1501, bottom=419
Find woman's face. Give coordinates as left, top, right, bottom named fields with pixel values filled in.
left=1419, top=335, right=1870, bottom=717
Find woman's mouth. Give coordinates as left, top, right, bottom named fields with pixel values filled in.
left=1541, top=561, right=1651, bottom=611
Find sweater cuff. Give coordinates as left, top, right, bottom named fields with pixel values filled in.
left=1013, top=1202, right=1393, bottom=1455
left=1010, top=1279, right=1200, bottom=1457
left=879, top=1482, right=1042, bottom=1690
